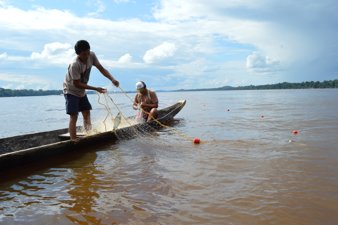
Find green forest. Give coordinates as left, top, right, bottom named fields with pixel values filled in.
left=0, top=88, right=62, bottom=97
left=1, top=79, right=338, bottom=97
left=177, top=79, right=338, bottom=92
left=220, top=79, right=338, bottom=90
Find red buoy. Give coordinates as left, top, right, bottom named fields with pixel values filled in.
left=193, top=138, right=201, bottom=144
left=292, top=130, right=299, bottom=135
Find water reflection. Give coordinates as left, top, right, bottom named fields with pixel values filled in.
left=63, top=151, right=103, bottom=224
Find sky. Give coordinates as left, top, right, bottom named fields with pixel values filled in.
left=0, top=0, right=338, bottom=91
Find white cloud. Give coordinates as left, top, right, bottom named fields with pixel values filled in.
left=30, top=42, right=74, bottom=64
left=100, top=55, right=147, bottom=70
left=0, top=42, right=74, bottom=67
left=246, top=52, right=281, bottom=74
left=117, top=53, right=133, bottom=63
left=30, top=42, right=74, bottom=61
left=0, top=73, right=52, bottom=90
left=153, top=0, right=259, bottom=22
left=0, top=6, right=75, bottom=31
left=143, top=42, right=177, bottom=64
left=113, top=0, right=131, bottom=3
left=0, top=52, right=7, bottom=59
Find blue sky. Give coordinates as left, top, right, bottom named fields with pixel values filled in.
left=1, top=0, right=338, bottom=91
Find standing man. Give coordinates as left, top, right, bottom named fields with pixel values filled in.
left=63, top=40, right=119, bottom=141
left=133, top=81, right=158, bottom=122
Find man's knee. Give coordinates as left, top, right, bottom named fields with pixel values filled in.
left=150, top=108, right=158, bottom=117
left=82, top=110, right=91, bottom=120
left=70, top=113, right=78, bottom=121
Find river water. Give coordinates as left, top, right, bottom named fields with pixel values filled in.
left=0, top=89, right=338, bottom=224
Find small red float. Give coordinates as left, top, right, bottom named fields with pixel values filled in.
left=193, top=138, right=201, bottom=144
left=292, top=130, right=299, bottom=135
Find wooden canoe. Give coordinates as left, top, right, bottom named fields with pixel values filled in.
left=0, top=100, right=186, bottom=169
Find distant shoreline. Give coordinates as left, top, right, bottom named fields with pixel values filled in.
left=173, top=79, right=338, bottom=92
left=1, top=79, right=337, bottom=97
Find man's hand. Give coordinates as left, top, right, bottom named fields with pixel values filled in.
left=133, top=104, right=140, bottom=110
left=112, top=79, right=119, bottom=87
left=96, top=87, right=107, bottom=93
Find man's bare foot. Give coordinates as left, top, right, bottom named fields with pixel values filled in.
left=70, top=137, right=81, bottom=143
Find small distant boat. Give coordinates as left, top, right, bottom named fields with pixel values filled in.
left=0, top=100, right=186, bottom=170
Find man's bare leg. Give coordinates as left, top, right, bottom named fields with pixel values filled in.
left=147, top=108, right=158, bottom=122
left=82, top=110, right=92, bottom=132
left=69, top=113, right=78, bottom=140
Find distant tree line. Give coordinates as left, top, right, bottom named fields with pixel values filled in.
left=221, top=79, right=338, bottom=90
left=177, top=79, right=338, bottom=92
left=0, top=88, right=62, bottom=97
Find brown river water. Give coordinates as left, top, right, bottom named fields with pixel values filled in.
left=0, top=89, right=338, bottom=224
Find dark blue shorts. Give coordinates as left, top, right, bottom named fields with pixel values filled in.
left=64, top=94, right=92, bottom=115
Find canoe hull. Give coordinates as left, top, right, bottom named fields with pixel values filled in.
left=0, top=100, right=186, bottom=170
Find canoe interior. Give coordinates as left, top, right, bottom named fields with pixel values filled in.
left=0, top=128, right=69, bottom=155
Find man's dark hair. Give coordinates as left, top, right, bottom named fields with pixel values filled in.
left=74, top=40, right=90, bottom=55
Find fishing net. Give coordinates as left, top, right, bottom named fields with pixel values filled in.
left=81, top=91, right=162, bottom=141
left=74, top=85, right=192, bottom=146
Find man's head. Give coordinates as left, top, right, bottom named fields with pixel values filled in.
left=136, top=81, right=147, bottom=94
left=75, top=40, right=90, bottom=62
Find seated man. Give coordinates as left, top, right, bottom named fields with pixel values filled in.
left=133, top=81, right=158, bottom=122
